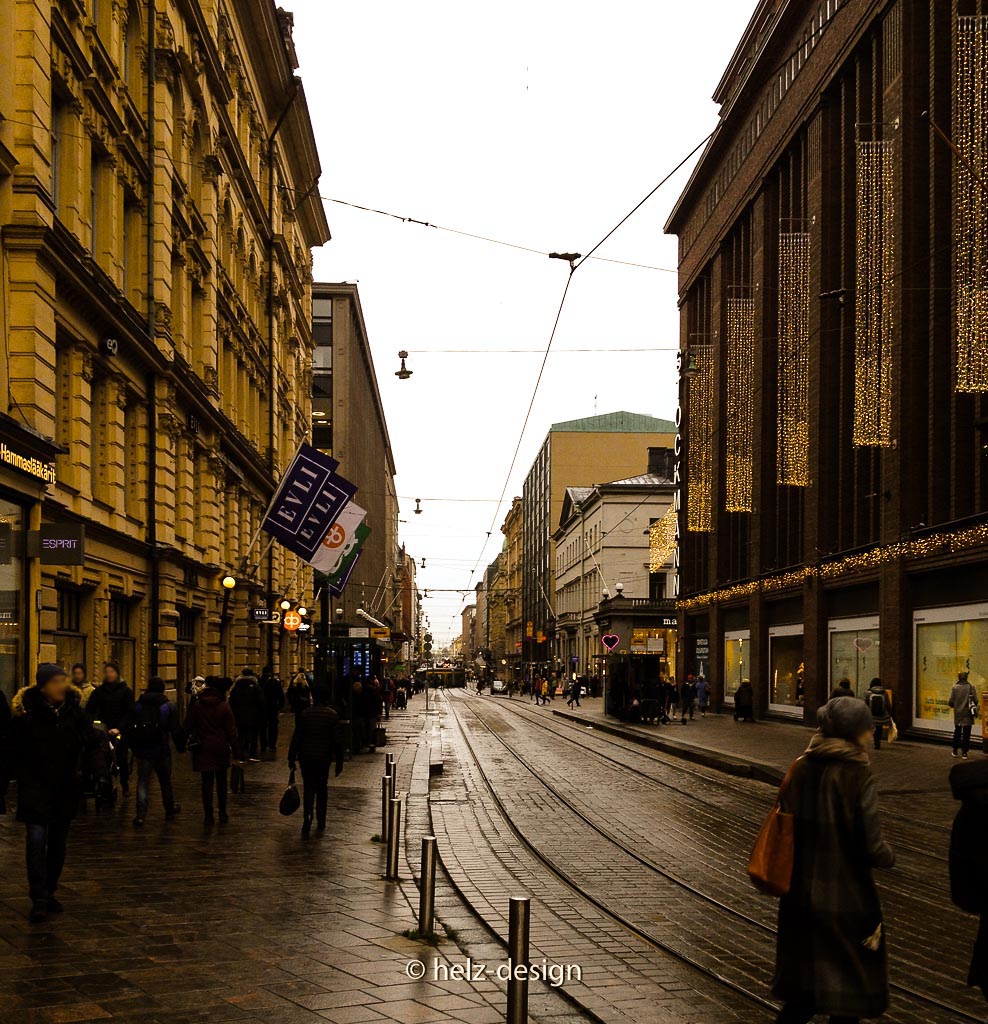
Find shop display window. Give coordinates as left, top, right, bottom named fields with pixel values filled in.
left=914, top=605, right=988, bottom=732
left=769, top=627, right=804, bottom=714
left=829, top=618, right=880, bottom=696
left=723, top=631, right=749, bottom=705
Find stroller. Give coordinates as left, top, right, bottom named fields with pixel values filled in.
left=81, top=721, right=118, bottom=812
left=394, top=685, right=408, bottom=711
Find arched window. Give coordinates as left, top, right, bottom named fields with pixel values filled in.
left=123, top=1, right=143, bottom=98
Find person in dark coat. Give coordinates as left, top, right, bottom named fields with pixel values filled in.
left=362, top=678, right=384, bottom=751
left=865, top=678, right=892, bottom=750
left=773, top=696, right=895, bottom=1024
left=184, top=676, right=238, bottom=825
left=680, top=676, right=697, bottom=724
left=124, top=676, right=184, bottom=827
left=86, top=661, right=135, bottom=794
left=733, top=679, right=755, bottom=722
left=949, top=671, right=980, bottom=760
left=228, top=667, right=265, bottom=761
left=829, top=678, right=854, bottom=702
left=0, top=688, right=11, bottom=814
left=288, top=686, right=345, bottom=835
left=259, top=670, right=285, bottom=756
left=287, top=672, right=311, bottom=721
left=6, top=664, right=108, bottom=922
left=949, top=758, right=988, bottom=1001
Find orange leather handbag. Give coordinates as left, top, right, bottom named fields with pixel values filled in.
left=748, top=760, right=800, bottom=896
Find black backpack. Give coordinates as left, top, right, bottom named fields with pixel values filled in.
left=132, top=701, right=165, bottom=746
left=869, top=690, right=887, bottom=718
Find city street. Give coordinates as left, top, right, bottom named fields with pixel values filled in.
left=1, top=692, right=980, bottom=1024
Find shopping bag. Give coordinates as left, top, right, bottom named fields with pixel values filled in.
left=748, top=760, right=800, bottom=896
left=888, top=720, right=899, bottom=743
left=279, top=769, right=300, bottom=816
left=231, top=763, right=246, bottom=794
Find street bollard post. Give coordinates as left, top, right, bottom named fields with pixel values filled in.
left=386, top=751, right=394, bottom=773
left=418, top=836, right=437, bottom=936
left=388, top=764, right=396, bottom=802
left=507, top=897, right=530, bottom=1024
left=381, top=775, right=390, bottom=844
left=386, top=798, right=402, bottom=880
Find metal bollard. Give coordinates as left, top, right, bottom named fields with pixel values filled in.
left=386, top=798, right=402, bottom=880
left=418, top=836, right=437, bottom=936
left=507, top=897, right=530, bottom=1024
left=385, top=751, right=394, bottom=773
left=381, top=776, right=391, bottom=843
left=388, top=764, right=396, bottom=803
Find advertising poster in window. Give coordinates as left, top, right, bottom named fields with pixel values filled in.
left=915, top=609, right=988, bottom=731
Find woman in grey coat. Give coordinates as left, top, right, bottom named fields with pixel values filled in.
left=772, top=697, right=895, bottom=1024
left=949, top=671, right=980, bottom=760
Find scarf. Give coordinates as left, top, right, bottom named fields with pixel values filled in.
left=804, top=730, right=870, bottom=766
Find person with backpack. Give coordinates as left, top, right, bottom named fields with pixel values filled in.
left=228, top=667, right=265, bottom=761
left=125, top=676, right=184, bottom=827
left=949, top=757, right=988, bottom=1002
left=771, top=696, right=895, bottom=1024
left=288, top=686, right=345, bottom=835
left=865, top=678, right=892, bottom=750
left=696, top=674, right=710, bottom=717
left=86, top=661, right=135, bottom=796
left=184, top=676, right=238, bottom=825
left=259, top=670, right=285, bottom=756
left=680, top=676, right=698, bottom=724
left=949, top=671, right=980, bottom=760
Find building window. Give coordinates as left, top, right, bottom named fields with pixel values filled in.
left=90, top=154, right=101, bottom=256
left=768, top=625, right=804, bottom=715
left=828, top=617, right=880, bottom=697
left=108, top=595, right=135, bottom=685
left=723, top=630, right=749, bottom=705
left=55, top=588, right=87, bottom=672
left=90, top=373, right=109, bottom=502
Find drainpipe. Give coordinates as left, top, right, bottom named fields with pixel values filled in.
left=265, top=78, right=300, bottom=672
left=146, top=0, right=159, bottom=676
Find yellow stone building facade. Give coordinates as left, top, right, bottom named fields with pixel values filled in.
left=0, top=0, right=330, bottom=704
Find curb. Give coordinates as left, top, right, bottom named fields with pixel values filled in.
left=550, top=707, right=787, bottom=785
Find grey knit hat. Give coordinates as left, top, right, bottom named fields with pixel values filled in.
left=818, top=696, right=874, bottom=740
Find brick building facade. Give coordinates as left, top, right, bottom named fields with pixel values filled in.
left=667, top=0, right=988, bottom=738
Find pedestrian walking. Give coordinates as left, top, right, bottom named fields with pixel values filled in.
left=185, top=674, right=206, bottom=708
left=567, top=677, right=581, bottom=708
left=229, top=667, right=265, bottom=761
left=71, top=663, right=94, bottom=708
left=125, top=676, right=184, bottom=827
left=288, top=685, right=345, bottom=836
left=85, top=661, right=135, bottom=795
left=4, top=664, right=108, bottom=923
left=287, top=671, right=311, bottom=722
left=733, top=679, right=755, bottom=722
left=829, top=677, right=854, bottom=701
left=949, top=671, right=980, bottom=760
left=540, top=677, right=550, bottom=706
left=696, top=673, right=710, bottom=717
left=363, top=678, right=384, bottom=751
left=949, top=757, right=988, bottom=1002
left=772, top=696, right=895, bottom=1024
left=680, top=676, right=697, bottom=723
left=0, top=687, right=10, bottom=814
left=184, top=676, right=238, bottom=825
left=259, top=671, right=285, bottom=756
left=865, top=678, right=892, bottom=750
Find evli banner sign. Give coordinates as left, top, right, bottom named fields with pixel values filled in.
left=262, top=444, right=356, bottom=562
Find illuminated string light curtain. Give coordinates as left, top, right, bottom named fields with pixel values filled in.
left=853, top=138, right=895, bottom=447
left=954, top=16, right=988, bottom=393
left=649, top=506, right=678, bottom=571
left=777, top=230, right=810, bottom=485
left=686, top=342, right=713, bottom=532
left=725, top=295, right=755, bottom=511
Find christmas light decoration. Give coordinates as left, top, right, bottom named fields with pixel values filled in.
left=955, top=17, right=988, bottom=392
left=678, top=521, right=988, bottom=611
left=725, top=295, right=755, bottom=511
left=778, top=230, right=810, bottom=484
left=687, top=342, right=714, bottom=532
left=649, top=506, right=678, bottom=572
left=853, top=138, right=895, bottom=447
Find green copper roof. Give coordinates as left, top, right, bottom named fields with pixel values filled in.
left=550, top=410, right=676, bottom=434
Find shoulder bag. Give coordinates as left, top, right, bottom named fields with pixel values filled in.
left=279, top=769, right=301, bottom=816
left=748, top=759, right=800, bottom=897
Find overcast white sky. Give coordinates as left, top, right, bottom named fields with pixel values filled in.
left=291, top=1, right=759, bottom=643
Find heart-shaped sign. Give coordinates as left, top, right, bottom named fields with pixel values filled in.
left=601, top=634, right=620, bottom=652
left=854, top=637, right=875, bottom=653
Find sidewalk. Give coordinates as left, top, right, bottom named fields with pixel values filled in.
left=0, top=701, right=504, bottom=1024
left=549, top=698, right=963, bottom=827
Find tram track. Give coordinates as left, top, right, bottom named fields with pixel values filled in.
left=445, top=691, right=983, bottom=1024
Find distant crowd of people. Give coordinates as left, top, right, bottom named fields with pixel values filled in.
left=0, top=660, right=416, bottom=924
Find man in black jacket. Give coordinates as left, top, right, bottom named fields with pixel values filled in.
left=125, top=676, right=184, bottom=827
left=86, top=661, right=135, bottom=795
left=5, top=664, right=107, bottom=922
left=288, top=686, right=345, bottom=836
left=258, top=669, right=285, bottom=757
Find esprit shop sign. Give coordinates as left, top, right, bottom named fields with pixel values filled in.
left=27, top=524, right=85, bottom=565
left=0, top=444, right=56, bottom=485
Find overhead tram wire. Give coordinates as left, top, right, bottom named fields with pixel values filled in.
left=463, top=129, right=717, bottom=589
